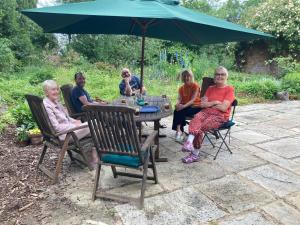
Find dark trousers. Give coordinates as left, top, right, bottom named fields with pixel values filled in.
left=172, top=107, right=202, bottom=132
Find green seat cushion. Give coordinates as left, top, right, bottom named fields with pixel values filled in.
left=219, top=120, right=235, bottom=129
left=101, top=154, right=142, bottom=168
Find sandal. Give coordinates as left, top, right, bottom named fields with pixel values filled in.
left=182, top=153, right=200, bottom=164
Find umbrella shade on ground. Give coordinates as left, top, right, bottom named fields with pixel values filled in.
left=22, top=0, right=273, bottom=88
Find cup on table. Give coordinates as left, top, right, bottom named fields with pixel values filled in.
left=121, top=99, right=126, bottom=104
left=164, top=103, right=170, bottom=110
left=134, top=108, right=140, bottom=116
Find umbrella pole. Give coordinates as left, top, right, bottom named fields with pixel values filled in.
left=140, top=34, right=145, bottom=94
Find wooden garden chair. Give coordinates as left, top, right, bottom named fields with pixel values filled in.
left=83, top=104, right=158, bottom=208
left=25, top=94, right=93, bottom=184
left=60, top=84, right=85, bottom=120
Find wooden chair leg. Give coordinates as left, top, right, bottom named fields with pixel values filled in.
left=140, top=151, right=150, bottom=209
left=92, top=164, right=101, bottom=201
left=79, top=147, right=93, bottom=171
left=53, top=134, right=71, bottom=184
left=37, top=144, right=48, bottom=168
left=150, top=147, right=158, bottom=184
left=67, top=150, right=74, bottom=161
left=111, top=166, right=118, bottom=178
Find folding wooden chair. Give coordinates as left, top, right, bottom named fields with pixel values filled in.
left=60, top=84, right=85, bottom=120
left=204, top=99, right=238, bottom=160
left=25, top=94, right=93, bottom=184
left=83, top=104, right=158, bottom=208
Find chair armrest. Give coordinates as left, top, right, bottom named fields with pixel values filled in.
left=56, top=124, right=89, bottom=136
left=141, top=130, right=158, bottom=152
left=70, top=112, right=85, bottom=118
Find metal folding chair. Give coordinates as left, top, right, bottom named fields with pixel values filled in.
left=204, top=99, right=238, bottom=160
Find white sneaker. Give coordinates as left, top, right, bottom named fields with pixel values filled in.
left=175, top=133, right=185, bottom=143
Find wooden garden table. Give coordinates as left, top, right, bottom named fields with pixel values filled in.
left=112, top=95, right=173, bottom=162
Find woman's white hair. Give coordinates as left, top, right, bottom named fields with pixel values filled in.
left=43, top=80, right=58, bottom=93
left=215, top=66, right=229, bottom=77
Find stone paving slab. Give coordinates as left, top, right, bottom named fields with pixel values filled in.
left=245, top=123, right=298, bottom=138
left=262, top=117, right=300, bottom=129
left=195, top=175, right=275, bottom=213
left=242, top=145, right=300, bottom=174
left=285, top=191, right=300, bottom=211
left=239, top=164, right=300, bottom=197
left=157, top=160, right=227, bottom=191
left=256, top=137, right=300, bottom=159
left=212, top=149, right=267, bottom=173
left=209, top=211, right=277, bottom=225
left=231, top=130, right=273, bottom=144
left=115, top=187, right=227, bottom=225
left=261, top=201, right=300, bottom=225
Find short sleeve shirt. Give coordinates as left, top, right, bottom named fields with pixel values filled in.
left=178, top=82, right=201, bottom=107
left=119, top=75, right=141, bottom=95
left=205, top=85, right=235, bottom=120
left=71, top=86, right=93, bottom=113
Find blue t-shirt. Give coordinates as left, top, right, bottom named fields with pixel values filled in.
left=119, top=75, right=141, bottom=95
left=71, top=86, right=93, bottom=113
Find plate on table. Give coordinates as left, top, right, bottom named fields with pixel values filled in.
left=140, top=106, right=160, bottom=113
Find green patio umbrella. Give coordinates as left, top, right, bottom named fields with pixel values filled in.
left=22, top=0, right=272, bottom=90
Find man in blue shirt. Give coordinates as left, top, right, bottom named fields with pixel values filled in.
left=71, top=72, right=106, bottom=113
left=119, top=68, right=146, bottom=96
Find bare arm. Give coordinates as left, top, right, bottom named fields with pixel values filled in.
left=182, top=88, right=199, bottom=108
left=123, top=78, right=133, bottom=96
left=200, top=97, right=221, bottom=108
left=212, top=100, right=231, bottom=112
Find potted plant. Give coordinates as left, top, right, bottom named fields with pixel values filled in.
left=28, top=128, right=43, bottom=145
left=16, top=126, right=29, bottom=147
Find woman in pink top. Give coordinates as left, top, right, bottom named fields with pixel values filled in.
left=42, top=80, right=98, bottom=166
left=181, top=66, right=235, bottom=163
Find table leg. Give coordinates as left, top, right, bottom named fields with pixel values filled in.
left=154, top=120, right=168, bottom=162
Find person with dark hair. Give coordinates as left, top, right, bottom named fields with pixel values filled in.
left=71, top=72, right=107, bottom=113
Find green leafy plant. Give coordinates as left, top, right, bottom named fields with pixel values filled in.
left=282, top=72, right=300, bottom=94
left=16, top=125, right=29, bottom=141
left=10, top=102, right=36, bottom=129
left=29, top=69, right=54, bottom=85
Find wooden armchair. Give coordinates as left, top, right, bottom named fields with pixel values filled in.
left=83, top=105, right=158, bottom=208
left=60, top=84, right=85, bottom=120
left=25, top=94, right=93, bottom=184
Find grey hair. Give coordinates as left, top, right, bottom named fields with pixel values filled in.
left=215, top=66, right=229, bottom=77
left=42, top=80, right=58, bottom=93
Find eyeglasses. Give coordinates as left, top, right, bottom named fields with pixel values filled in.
left=215, top=73, right=226, bottom=76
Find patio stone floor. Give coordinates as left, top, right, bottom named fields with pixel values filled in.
left=39, top=101, right=300, bottom=225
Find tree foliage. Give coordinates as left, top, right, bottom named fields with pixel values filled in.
left=0, top=0, right=57, bottom=66
left=241, top=0, right=300, bottom=57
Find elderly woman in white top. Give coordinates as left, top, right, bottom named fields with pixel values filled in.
left=42, top=80, right=98, bottom=166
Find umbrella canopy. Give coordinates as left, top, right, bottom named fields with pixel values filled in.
left=22, top=0, right=272, bottom=88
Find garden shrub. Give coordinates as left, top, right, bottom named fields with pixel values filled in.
left=29, top=68, right=54, bottom=85
left=0, top=38, right=16, bottom=73
left=10, top=102, right=36, bottom=129
left=282, top=72, right=300, bottom=94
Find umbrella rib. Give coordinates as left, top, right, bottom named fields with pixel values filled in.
left=172, top=20, right=199, bottom=44
left=129, top=19, right=136, bottom=34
